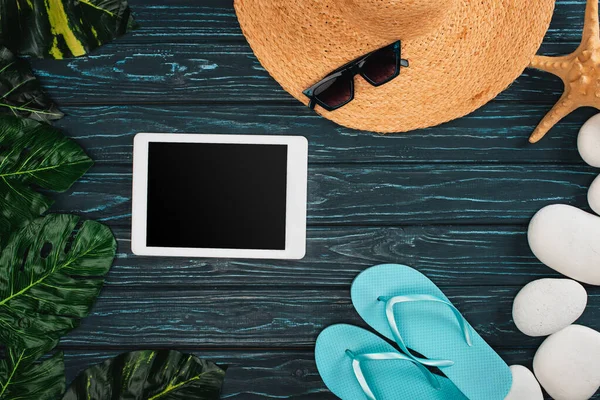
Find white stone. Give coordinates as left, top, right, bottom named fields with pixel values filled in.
left=589, top=174, right=600, bottom=215
left=578, top=113, right=600, bottom=167
left=504, top=365, right=543, bottom=400
left=512, top=278, right=587, bottom=337
left=528, top=204, right=600, bottom=285
left=533, top=325, right=600, bottom=400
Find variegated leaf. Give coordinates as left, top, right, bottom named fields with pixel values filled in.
left=0, top=0, right=137, bottom=59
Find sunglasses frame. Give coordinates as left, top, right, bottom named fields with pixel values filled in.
left=302, top=40, right=409, bottom=112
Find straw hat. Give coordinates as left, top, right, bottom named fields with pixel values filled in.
left=234, top=0, right=555, bottom=133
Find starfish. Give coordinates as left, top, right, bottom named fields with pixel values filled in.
left=529, top=0, right=600, bottom=143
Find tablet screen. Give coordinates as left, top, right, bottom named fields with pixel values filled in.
left=146, top=142, right=288, bottom=250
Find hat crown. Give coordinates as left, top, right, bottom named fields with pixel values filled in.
left=335, top=0, right=456, bottom=40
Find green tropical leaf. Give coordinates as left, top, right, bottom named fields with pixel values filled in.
left=0, top=46, right=63, bottom=123
left=64, top=350, right=227, bottom=400
left=0, top=214, right=116, bottom=352
left=0, top=348, right=65, bottom=400
left=0, top=116, right=92, bottom=243
left=0, top=0, right=137, bottom=59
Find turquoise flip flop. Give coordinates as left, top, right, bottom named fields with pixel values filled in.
left=351, top=264, right=512, bottom=400
left=315, top=324, right=468, bottom=400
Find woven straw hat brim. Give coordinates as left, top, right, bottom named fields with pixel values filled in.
left=235, top=0, right=555, bottom=133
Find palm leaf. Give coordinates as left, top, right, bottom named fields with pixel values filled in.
left=0, top=348, right=65, bottom=400
left=0, top=0, right=137, bottom=59
left=63, top=350, right=227, bottom=400
left=0, top=214, right=116, bottom=352
left=0, top=116, right=92, bottom=244
left=0, top=46, right=63, bottom=123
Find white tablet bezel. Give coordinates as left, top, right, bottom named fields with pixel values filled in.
left=131, top=133, right=308, bottom=259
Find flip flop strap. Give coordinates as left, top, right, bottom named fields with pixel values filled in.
left=378, top=294, right=473, bottom=368
left=345, top=349, right=441, bottom=400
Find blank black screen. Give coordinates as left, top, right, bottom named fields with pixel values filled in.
left=146, top=142, right=287, bottom=250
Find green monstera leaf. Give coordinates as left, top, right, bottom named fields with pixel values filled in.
left=0, top=46, right=63, bottom=122
left=0, top=348, right=65, bottom=400
left=64, top=350, right=227, bottom=400
left=0, top=0, right=137, bottom=59
left=0, top=214, right=116, bottom=352
left=0, top=116, right=92, bottom=244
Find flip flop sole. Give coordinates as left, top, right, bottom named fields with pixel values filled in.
left=315, top=324, right=467, bottom=400
left=351, top=264, right=512, bottom=400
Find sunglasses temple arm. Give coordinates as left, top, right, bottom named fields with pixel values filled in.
left=308, top=97, right=317, bottom=110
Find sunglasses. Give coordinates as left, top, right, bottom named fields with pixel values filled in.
left=302, top=40, right=409, bottom=111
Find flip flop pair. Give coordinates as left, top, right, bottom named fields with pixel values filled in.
left=315, top=264, right=512, bottom=400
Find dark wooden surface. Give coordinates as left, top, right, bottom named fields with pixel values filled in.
left=29, top=0, right=600, bottom=398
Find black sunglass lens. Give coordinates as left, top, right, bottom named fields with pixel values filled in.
left=313, top=75, right=353, bottom=109
left=362, top=45, right=399, bottom=85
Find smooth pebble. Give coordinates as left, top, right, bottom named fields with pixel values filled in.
left=528, top=204, right=600, bottom=285
left=578, top=113, right=600, bottom=167
left=589, top=174, right=600, bottom=215
left=512, top=278, right=587, bottom=337
left=534, top=325, right=600, bottom=400
left=504, top=365, right=543, bottom=400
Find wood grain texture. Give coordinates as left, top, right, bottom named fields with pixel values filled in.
left=29, top=42, right=573, bottom=105
left=104, top=225, right=559, bottom=288
left=61, top=350, right=334, bottom=399
left=22, top=0, right=600, bottom=398
left=51, top=104, right=598, bottom=165
left=0, top=348, right=593, bottom=399
left=68, top=0, right=592, bottom=44
left=48, top=164, right=595, bottom=226
left=57, top=348, right=596, bottom=400
left=24, top=0, right=587, bottom=107
left=57, top=348, right=567, bottom=399
left=60, top=287, right=600, bottom=349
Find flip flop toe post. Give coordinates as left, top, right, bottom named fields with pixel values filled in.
left=351, top=264, right=512, bottom=400
left=315, top=324, right=467, bottom=400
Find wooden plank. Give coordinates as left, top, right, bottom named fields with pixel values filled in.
left=49, top=164, right=595, bottom=226
left=30, top=42, right=572, bottom=105
left=109, top=0, right=589, bottom=44
left=60, top=287, right=600, bottom=349
left=0, top=347, right=592, bottom=398
left=104, top=225, right=559, bottom=288
left=60, top=350, right=334, bottom=399
left=59, top=349, right=571, bottom=399
left=52, top=104, right=597, bottom=165
left=58, top=348, right=594, bottom=399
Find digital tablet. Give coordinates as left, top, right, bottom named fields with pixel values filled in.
left=131, top=133, right=308, bottom=259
